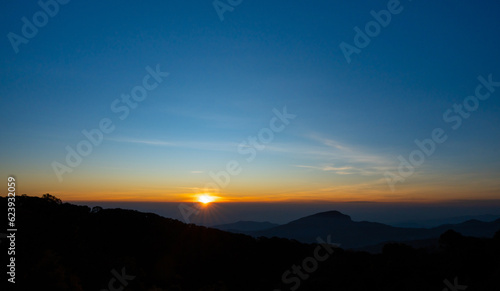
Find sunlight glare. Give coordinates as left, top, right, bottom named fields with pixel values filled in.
left=198, top=194, right=215, bottom=204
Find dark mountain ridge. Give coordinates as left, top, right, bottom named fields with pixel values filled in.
left=394, top=214, right=500, bottom=228
left=248, top=210, right=500, bottom=249
left=2, top=196, right=500, bottom=290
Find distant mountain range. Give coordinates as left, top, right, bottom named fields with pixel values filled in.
left=392, top=214, right=500, bottom=228
left=219, top=210, right=500, bottom=250
left=4, top=196, right=500, bottom=290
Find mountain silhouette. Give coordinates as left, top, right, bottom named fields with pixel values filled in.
left=248, top=210, right=500, bottom=249
left=394, top=214, right=500, bottom=228
left=2, top=195, right=499, bottom=290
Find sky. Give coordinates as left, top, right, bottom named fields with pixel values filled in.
left=1, top=0, right=500, bottom=206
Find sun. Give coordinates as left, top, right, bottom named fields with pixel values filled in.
left=197, top=194, right=215, bottom=205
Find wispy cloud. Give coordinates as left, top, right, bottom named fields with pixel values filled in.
left=292, top=132, right=398, bottom=177
left=107, top=137, right=238, bottom=152
left=295, top=165, right=354, bottom=175
left=307, top=133, right=351, bottom=151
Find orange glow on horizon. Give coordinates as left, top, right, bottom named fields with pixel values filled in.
left=197, top=194, right=216, bottom=204
left=18, top=182, right=500, bottom=204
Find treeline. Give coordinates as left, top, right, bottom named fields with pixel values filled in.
left=1, top=195, right=499, bottom=290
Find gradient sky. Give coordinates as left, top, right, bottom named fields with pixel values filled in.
left=1, top=0, right=500, bottom=203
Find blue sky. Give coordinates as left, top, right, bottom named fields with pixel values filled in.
left=1, top=0, right=500, bottom=202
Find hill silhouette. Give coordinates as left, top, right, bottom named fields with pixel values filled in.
left=1, top=195, right=499, bottom=290
left=247, top=210, right=500, bottom=249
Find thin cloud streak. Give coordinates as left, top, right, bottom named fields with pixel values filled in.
left=107, top=137, right=238, bottom=152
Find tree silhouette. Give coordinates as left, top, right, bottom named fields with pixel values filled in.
left=42, top=193, right=62, bottom=205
